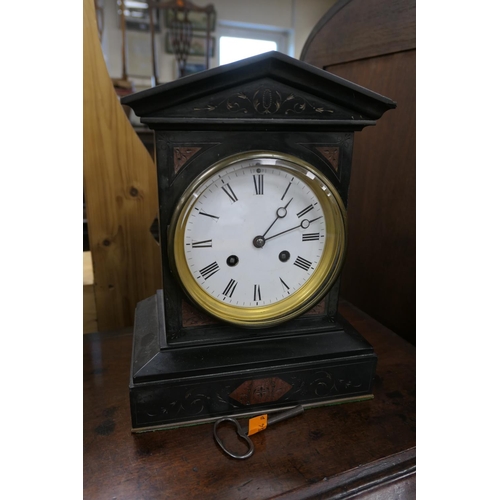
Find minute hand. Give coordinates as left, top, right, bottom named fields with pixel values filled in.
left=262, top=198, right=293, bottom=238
left=265, top=216, right=322, bottom=242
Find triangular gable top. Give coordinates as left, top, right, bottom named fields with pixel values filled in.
left=122, top=51, right=396, bottom=128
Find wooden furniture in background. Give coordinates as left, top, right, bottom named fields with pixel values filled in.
left=94, top=0, right=104, bottom=42
left=149, top=0, right=216, bottom=83
left=301, top=0, right=416, bottom=344
left=84, top=300, right=416, bottom=499
left=83, top=251, right=97, bottom=333
left=84, top=0, right=162, bottom=332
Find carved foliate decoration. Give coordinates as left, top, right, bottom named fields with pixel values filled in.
left=194, top=88, right=337, bottom=116
left=133, top=361, right=373, bottom=426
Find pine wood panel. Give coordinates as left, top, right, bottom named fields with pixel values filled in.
left=83, top=285, right=98, bottom=334
left=83, top=251, right=94, bottom=286
left=83, top=0, right=161, bottom=331
left=83, top=251, right=98, bottom=333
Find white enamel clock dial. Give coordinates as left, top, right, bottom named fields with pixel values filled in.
left=169, top=152, right=347, bottom=328
left=185, top=163, right=325, bottom=306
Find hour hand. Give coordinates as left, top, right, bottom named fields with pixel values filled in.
left=261, top=198, right=293, bottom=238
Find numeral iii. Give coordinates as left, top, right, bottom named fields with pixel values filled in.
left=302, top=233, right=320, bottom=241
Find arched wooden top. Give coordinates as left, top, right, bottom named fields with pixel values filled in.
left=300, top=0, right=415, bottom=68
left=300, top=0, right=416, bottom=344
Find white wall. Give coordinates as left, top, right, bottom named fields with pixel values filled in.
left=101, top=0, right=337, bottom=87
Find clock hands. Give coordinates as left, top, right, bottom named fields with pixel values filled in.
left=265, top=217, right=322, bottom=242
left=253, top=215, right=322, bottom=248
left=261, top=198, right=293, bottom=238
left=253, top=198, right=293, bottom=248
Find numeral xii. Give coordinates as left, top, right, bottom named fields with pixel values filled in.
left=253, top=174, right=264, bottom=195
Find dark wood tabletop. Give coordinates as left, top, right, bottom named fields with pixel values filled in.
left=83, top=300, right=415, bottom=499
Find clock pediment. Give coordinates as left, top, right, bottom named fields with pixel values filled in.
left=122, top=51, right=396, bottom=129
left=147, top=78, right=361, bottom=122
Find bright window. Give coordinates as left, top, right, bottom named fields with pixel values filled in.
left=219, top=37, right=277, bottom=65
left=217, top=24, right=290, bottom=66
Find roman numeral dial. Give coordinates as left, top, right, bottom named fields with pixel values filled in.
left=174, top=154, right=346, bottom=327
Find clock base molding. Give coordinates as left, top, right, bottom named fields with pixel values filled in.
left=129, top=293, right=378, bottom=432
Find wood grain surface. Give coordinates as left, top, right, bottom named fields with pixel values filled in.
left=301, top=0, right=416, bottom=344
left=83, top=252, right=97, bottom=333
left=83, top=300, right=415, bottom=499
left=300, top=0, right=416, bottom=68
left=83, top=0, right=161, bottom=332
left=332, top=51, right=416, bottom=344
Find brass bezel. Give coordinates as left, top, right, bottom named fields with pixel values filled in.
left=168, top=151, right=347, bottom=328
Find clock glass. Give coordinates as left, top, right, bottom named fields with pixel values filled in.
left=169, top=152, right=347, bottom=328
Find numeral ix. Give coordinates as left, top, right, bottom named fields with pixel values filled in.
left=192, top=239, right=212, bottom=248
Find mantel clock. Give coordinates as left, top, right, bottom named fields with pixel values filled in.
left=122, top=51, right=396, bottom=431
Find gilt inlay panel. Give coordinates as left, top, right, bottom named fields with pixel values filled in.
left=230, top=377, right=292, bottom=405
left=304, top=298, right=326, bottom=316
left=173, top=146, right=202, bottom=173
left=315, top=146, right=340, bottom=173
left=181, top=300, right=217, bottom=327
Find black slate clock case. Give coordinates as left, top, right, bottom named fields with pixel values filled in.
left=121, top=51, right=396, bottom=431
